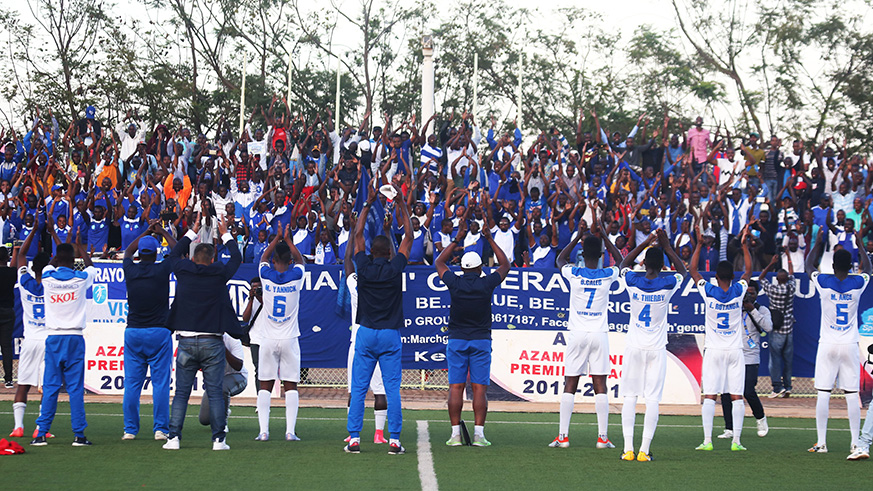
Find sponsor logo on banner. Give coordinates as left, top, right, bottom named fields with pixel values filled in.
left=860, top=307, right=873, bottom=337
left=92, top=284, right=108, bottom=304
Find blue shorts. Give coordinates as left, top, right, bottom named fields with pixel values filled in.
left=447, top=338, right=492, bottom=385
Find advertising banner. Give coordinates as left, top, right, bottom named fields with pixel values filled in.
left=9, top=264, right=873, bottom=404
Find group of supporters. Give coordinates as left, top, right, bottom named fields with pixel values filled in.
left=1, top=102, right=872, bottom=462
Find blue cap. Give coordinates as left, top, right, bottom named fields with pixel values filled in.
left=85, top=105, right=96, bottom=119
left=51, top=184, right=62, bottom=191
left=138, top=236, right=160, bottom=255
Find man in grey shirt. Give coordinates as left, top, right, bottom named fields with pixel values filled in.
left=717, top=280, right=772, bottom=441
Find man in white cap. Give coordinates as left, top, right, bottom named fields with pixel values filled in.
left=435, top=218, right=510, bottom=446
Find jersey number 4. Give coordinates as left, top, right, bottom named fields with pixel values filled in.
left=639, top=305, right=651, bottom=327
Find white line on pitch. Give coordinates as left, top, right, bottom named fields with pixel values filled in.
left=417, top=421, right=439, bottom=491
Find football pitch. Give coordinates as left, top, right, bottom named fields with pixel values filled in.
left=2, top=402, right=869, bottom=490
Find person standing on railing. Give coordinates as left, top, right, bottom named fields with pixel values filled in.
left=436, top=215, right=510, bottom=447
left=758, top=252, right=796, bottom=398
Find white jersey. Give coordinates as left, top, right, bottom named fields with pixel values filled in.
left=223, top=334, right=249, bottom=379
left=696, top=278, right=748, bottom=350
left=42, top=265, right=97, bottom=333
left=490, top=226, right=518, bottom=261
left=17, top=266, right=47, bottom=340
left=621, top=269, right=683, bottom=350
left=811, top=271, right=870, bottom=345
left=348, top=273, right=359, bottom=337
left=258, top=262, right=305, bottom=339
left=561, top=265, right=620, bottom=332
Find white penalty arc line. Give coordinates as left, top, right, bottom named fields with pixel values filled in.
left=0, top=411, right=847, bottom=432
left=417, top=420, right=438, bottom=491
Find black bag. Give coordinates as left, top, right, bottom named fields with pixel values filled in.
left=770, top=309, right=785, bottom=332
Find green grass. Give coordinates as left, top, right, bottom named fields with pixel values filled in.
left=2, top=403, right=870, bottom=490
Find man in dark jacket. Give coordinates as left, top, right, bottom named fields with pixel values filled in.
left=163, top=216, right=241, bottom=451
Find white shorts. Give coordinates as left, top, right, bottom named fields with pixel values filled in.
left=16, top=338, right=46, bottom=387
left=701, top=349, right=744, bottom=395
left=564, top=331, right=610, bottom=377
left=258, top=337, right=301, bottom=382
left=347, top=342, right=385, bottom=395
left=619, top=347, right=666, bottom=402
left=814, top=343, right=860, bottom=392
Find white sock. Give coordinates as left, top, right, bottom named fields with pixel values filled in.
left=621, top=396, right=637, bottom=452
left=847, top=392, right=861, bottom=447
left=559, top=393, right=575, bottom=436
left=731, top=399, right=745, bottom=444
left=816, top=390, right=830, bottom=446
left=13, top=402, right=25, bottom=429
left=285, top=390, right=299, bottom=436
left=702, top=398, right=716, bottom=443
left=595, top=393, right=609, bottom=439
left=451, top=425, right=461, bottom=437
left=257, top=390, right=271, bottom=435
left=374, top=409, right=387, bottom=431
left=474, top=425, right=484, bottom=438
left=641, top=400, right=659, bottom=454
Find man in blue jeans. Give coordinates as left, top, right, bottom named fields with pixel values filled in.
left=162, top=216, right=242, bottom=451
left=436, top=218, right=510, bottom=447
left=121, top=222, right=178, bottom=441
left=31, top=241, right=97, bottom=447
left=345, top=184, right=411, bottom=455
left=759, top=253, right=796, bottom=398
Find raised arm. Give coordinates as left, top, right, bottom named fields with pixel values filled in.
left=658, top=227, right=687, bottom=278
left=435, top=217, right=464, bottom=279
left=689, top=228, right=704, bottom=283
left=806, top=228, right=824, bottom=274
left=396, top=190, right=414, bottom=259
left=484, top=221, right=511, bottom=279
left=557, top=218, right=585, bottom=268
left=740, top=226, right=752, bottom=283
left=856, top=230, right=872, bottom=275
left=620, top=232, right=654, bottom=270
left=355, top=185, right=377, bottom=254
left=283, top=223, right=305, bottom=266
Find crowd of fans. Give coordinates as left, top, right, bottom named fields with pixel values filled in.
left=0, top=101, right=868, bottom=272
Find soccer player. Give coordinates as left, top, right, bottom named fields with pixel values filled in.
left=255, top=224, right=305, bottom=442
left=689, top=225, right=752, bottom=452
left=343, top=228, right=389, bottom=445
left=345, top=183, right=412, bottom=455
left=31, top=239, right=98, bottom=447
left=121, top=222, right=178, bottom=441
left=436, top=218, right=510, bottom=447
left=9, top=228, right=53, bottom=439
left=549, top=213, right=623, bottom=449
left=805, top=228, right=872, bottom=455
left=618, top=228, right=686, bottom=462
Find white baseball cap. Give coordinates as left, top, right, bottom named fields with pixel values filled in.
left=461, top=251, right=482, bottom=269
left=358, top=140, right=371, bottom=152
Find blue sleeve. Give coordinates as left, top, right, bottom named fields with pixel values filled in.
left=222, top=237, right=242, bottom=281
left=486, top=128, right=497, bottom=149
left=513, top=128, right=522, bottom=147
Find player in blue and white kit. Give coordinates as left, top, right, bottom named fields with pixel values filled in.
left=342, top=232, right=388, bottom=444
left=690, top=226, right=752, bottom=452
left=31, top=240, right=97, bottom=446
left=805, top=228, right=872, bottom=456
left=549, top=214, right=623, bottom=449
left=9, top=227, right=53, bottom=439
left=618, top=229, right=686, bottom=462
left=255, top=224, right=305, bottom=442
